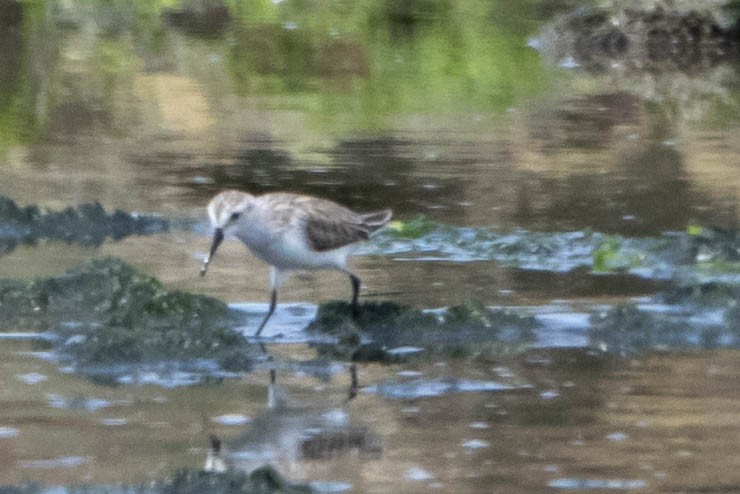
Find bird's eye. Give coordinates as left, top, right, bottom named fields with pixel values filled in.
left=230, top=212, right=241, bottom=221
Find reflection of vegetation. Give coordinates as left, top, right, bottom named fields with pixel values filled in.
left=224, top=0, right=548, bottom=128
left=0, top=0, right=551, bottom=147
left=0, top=1, right=45, bottom=146
left=532, top=3, right=740, bottom=126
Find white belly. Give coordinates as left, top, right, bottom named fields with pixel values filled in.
left=236, top=228, right=349, bottom=271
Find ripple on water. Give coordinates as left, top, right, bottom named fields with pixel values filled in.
left=366, top=377, right=513, bottom=399
left=0, top=426, right=19, bottom=438
left=405, top=466, right=435, bottom=481
left=47, top=394, right=112, bottom=411
left=461, top=439, right=490, bottom=450
left=17, top=373, right=48, bottom=385
left=211, top=414, right=251, bottom=426
left=100, top=418, right=127, bottom=426
left=309, top=481, right=353, bottom=493
left=549, top=478, right=647, bottom=490
left=19, top=456, right=88, bottom=469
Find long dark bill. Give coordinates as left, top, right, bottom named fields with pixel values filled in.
left=200, top=228, right=224, bottom=277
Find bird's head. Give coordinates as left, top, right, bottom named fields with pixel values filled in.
left=200, top=190, right=254, bottom=276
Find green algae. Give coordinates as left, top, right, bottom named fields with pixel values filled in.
left=386, top=215, right=438, bottom=239
left=0, top=257, right=257, bottom=371
left=307, top=300, right=537, bottom=362
left=591, top=235, right=647, bottom=273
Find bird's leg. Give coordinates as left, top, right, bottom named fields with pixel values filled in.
left=255, top=267, right=283, bottom=337
left=348, top=273, right=360, bottom=318
left=254, top=289, right=277, bottom=337
left=347, top=363, right=358, bottom=402
left=267, top=368, right=277, bottom=409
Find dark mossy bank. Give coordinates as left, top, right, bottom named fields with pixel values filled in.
left=307, top=300, right=538, bottom=362
left=0, top=196, right=169, bottom=254
left=0, top=257, right=259, bottom=375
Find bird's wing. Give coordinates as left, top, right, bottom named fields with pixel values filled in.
left=299, top=197, right=371, bottom=252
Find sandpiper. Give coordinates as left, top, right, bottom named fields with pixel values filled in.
left=200, top=189, right=392, bottom=336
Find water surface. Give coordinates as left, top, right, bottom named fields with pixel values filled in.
left=0, top=0, right=738, bottom=492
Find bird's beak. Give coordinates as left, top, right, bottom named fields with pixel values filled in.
left=200, top=228, right=224, bottom=277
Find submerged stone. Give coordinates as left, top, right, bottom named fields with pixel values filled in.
left=0, top=196, right=168, bottom=254
left=307, top=300, right=537, bottom=362
left=0, top=257, right=257, bottom=373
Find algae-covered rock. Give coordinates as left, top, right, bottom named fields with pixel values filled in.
left=660, top=281, right=740, bottom=307
left=158, top=469, right=250, bottom=494
left=682, top=225, right=740, bottom=264
left=0, top=196, right=168, bottom=254
left=158, top=466, right=311, bottom=494
left=308, top=300, right=435, bottom=336
left=590, top=303, right=739, bottom=355
left=158, top=466, right=312, bottom=494
left=591, top=304, right=663, bottom=356
left=0, top=257, right=257, bottom=372
left=0, top=466, right=312, bottom=494
left=248, top=466, right=313, bottom=493
left=307, top=300, right=537, bottom=362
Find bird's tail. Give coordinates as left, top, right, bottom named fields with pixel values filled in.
left=361, top=209, right=393, bottom=232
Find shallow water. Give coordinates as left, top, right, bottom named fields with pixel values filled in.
left=0, top=0, right=739, bottom=492
left=1, top=339, right=739, bottom=493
